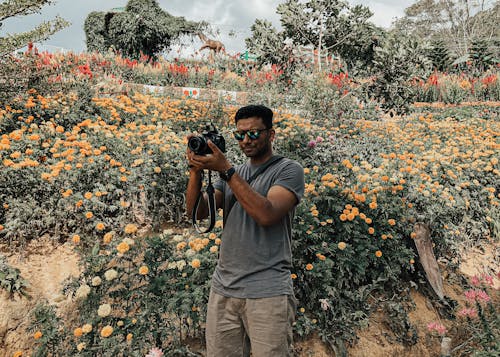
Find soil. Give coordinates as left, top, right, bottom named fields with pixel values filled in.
left=0, top=238, right=497, bottom=357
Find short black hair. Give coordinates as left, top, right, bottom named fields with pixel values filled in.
left=234, top=104, right=273, bottom=128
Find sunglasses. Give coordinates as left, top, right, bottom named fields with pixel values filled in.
left=232, top=128, right=269, bottom=141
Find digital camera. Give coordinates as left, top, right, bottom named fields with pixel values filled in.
left=188, top=123, right=226, bottom=155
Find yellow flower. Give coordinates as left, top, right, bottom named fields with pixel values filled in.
left=100, top=325, right=113, bottom=338
left=97, top=303, right=112, bottom=317
left=103, top=231, right=114, bottom=244
left=77, top=342, right=86, bottom=351
left=74, top=327, right=83, bottom=337
left=82, top=324, right=92, bottom=333
left=154, top=166, right=161, bottom=173
left=95, top=222, right=105, bottom=231
left=190, top=259, right=201, bottom=269
left=124, top=223, right=138, bottom=234
left=210, top=245, right=218, bottom=253
left=84, top=192, right=92, bottom=199
left=338, top=242, right=347, bottom=250
left=72, top=234, right=81, bottom=244
left=305, top=263, right=313, bottom=271
left=375, top=250, right=383, bottom=258
left=139, top=265, right=149, bottom=275
left=33, top=330, right=42, bottom=339
left=116, top=241, right=130, bottom=254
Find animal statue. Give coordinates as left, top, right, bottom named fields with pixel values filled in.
left=198, top=33, right=225, bottom=55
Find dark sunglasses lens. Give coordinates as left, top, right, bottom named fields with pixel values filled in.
left=233, top=131, right=245, bottom=141
left=247, top=131, right=261, bottom=139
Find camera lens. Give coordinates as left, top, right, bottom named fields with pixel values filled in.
left=188, top=136, right=207, bottom=155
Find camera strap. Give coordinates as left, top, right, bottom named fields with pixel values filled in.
left=223, top=155, right=284, bottom=225
left=192, top=170, right=217, bottom=234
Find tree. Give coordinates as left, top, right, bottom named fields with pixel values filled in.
left=246, top=0, right=383, bottom=72
left=395, top=0, right=499, bottom=64
left=84, top=0, right=205, bottom=59
left=428, top=39, right=451, bottom=71
left=370, top=34, right=432, bottom=115
left=0, top=0, right=69, bottom=56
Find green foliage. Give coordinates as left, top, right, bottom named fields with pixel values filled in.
left=246, top=0, right=383, bottom=72
left=84, top=0, right=204, bottom=59
left=0, top=254, right=30, bottom=298
left=428, top=40, right=451, bottom=71
left=0, top=0, right=69, bottom=56
left=30, top=302, right=63, bottom=357
left=370, top=34, right=432, bottom=114
left=470, top=38, right=499, bottom=71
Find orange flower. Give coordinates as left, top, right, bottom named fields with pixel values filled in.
left=124, top=223, right=138, bottom=234
left=116, top=241, right=130, bottom=254
left=388, top=219, right=396, bottom=226
left=369, top=202, right=377, bottom=209
left=74, top=327, right=83, bottom=337
left=85, top=212, right=93, bottom=219
left=13, top=351, right=23, bottom=357
left=375, top=250, right=382, bottom=258
left=33, top=331, right=42, bottom=339
left=103, top=232, right=114, bottom=244
left=305, top=263, right=313, bottom=271
left=339, top=213, right=347, bottom=221
left=368, top=227, right=375, bottom=235
left=95, top=222, right=105, bottom=231
left=338, top=242, right=347, bottom=250
left=139, top=265, right=149, bottom=275
left=84, top=192, right=92, bottom=199
left=191, top=259, right=201, bottom=269
left=100, top=325, right=113, bottom=338
left=291, top=273, right=297, bottom=279
left=72, top=234, right=80, bottom=244
left=410, top=232, right=417, bottom=239
left=126, top=333, right=133, bottom=342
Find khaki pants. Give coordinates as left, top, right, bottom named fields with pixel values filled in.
left=206, top=289, right=297, bottom=357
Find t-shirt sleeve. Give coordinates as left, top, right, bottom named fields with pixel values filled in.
left=273, top=160, right=305, bottom=204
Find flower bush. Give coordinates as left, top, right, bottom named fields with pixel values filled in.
left=1, top=52, right=499, bottom=355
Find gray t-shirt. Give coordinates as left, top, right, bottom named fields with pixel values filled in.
left=212, top=156, right=305, bottom=298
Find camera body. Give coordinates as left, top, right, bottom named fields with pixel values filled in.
left=188, top=123, right=226, bottom=155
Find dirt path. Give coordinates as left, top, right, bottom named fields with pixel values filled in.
left=0, top=238, right=80, bottom=357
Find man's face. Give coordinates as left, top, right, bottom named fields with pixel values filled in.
left=235, top=117, right=275, bottom=158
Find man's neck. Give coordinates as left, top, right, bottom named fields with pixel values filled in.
left=249, top=151, right=274, bottom=166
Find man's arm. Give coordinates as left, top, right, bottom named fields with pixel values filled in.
left=189, top=141, right=299, bottom=226
left=227, top=173, right=298, bottom=226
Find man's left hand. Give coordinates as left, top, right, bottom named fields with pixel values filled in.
left=189, top=140, right=232, bottom=172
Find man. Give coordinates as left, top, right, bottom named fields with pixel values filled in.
left=186, top=104, right=305, bottom=357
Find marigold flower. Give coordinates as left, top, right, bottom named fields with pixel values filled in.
left=77, top=342, right=86, bottom=351
left=72, top=234, right=81, bottom=244
left=126, top=333, right=133, bottom=342
left=215, top=238, right=222, bottom=245
left=338, top=242, right=347, bottom=250
left=339, top=213, right=347, bottom=221
left=368, top=227, right=375, bottom=235
left=85, top=212, right=93, bottom=219
left=117, top=241, right=130, bottom=254
left=369, top=202, right=377, bottom=209
left=410, top=232, right=417, bottom=239
left=13, top=351, right=23, bottom=357
left=74, top=327, right=83, bottom=337
left=388, top=219, right=396, bottom=226
left=91, top=276, right=102, bottom=286
left=104, top=269, right=118, bottom=281
left=84, top=192, right=92, bottom=199
left=100, top=325, right=113, bottom=338
left=375, top=250, right=382, bottom=257
left=291, top=273, right=297, bottom=279
left=97, top=303, right=112, bottom=317
left=305, top=263, right=313, bottom=271
left=190, top=259, right=201, bottom=269
left=154, top=166, right=161, bottom=173
left=210, top=246, right=218, bottom=253
left=139, top=265, right=149, bottom=275
left=82, top=324, right=92, bottom=333
left=124, top=223, right=138, bottom=234
left=33, top=331, right=42, bottom=339
left=103, top=232, right=114, bottom=244
left=95, top=222, right=105, bottom=231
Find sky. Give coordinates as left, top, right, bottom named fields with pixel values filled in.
left=1, top=0, right=415, bottom=56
